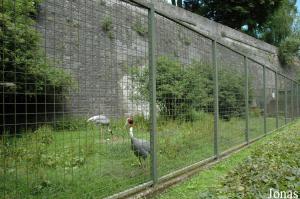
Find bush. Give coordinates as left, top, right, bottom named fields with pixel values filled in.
left=132, top=21, right=148, bottom=37
left=131, top=56, right=250, bottom=120
left=101, top=17, right=114, bottom=39
left=0, top=0, right=74, bottom=133
left=199, top=129, right=300, bottom=198
left=53, top=116, right=91, bottom=131
left=0, top=125, right=93, bottom=169
left=278, top=32, right=300, bottom=66
left=0, top=0, right=73, bottom=94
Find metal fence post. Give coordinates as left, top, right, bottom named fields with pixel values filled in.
left=285, top=78, right=288, bottom=124
left=275, top=72, right=279, bottom=129
left=244, top=56, right=249, bottom=143
left=263, top=66, right=267, bottom=134
left=296, top=83, right=299, bottom=118
left=148, top=3, right=158, bottom=185
left=291, top=82, right=294, bottom=121
left=212, top=40, right=219, bottom=158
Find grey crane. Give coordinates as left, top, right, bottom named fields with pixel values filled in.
left=87, top=115, right=112, bottom=135
left=126, top=117, right=150, bottom=166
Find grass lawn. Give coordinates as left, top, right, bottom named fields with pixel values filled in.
left=0, top=115, right=283, bottom=198
left=155, top=119, right=299, bottom=199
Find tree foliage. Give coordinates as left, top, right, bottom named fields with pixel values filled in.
left=278, top=32, right=300, bottom=66
left=0, top=0, right=73, bottom=133
left=0, top=0, right=73, bottom=94
left=131, top=57, right=250, bottom=121
left=187, top=0, right=282, bottom=36
left=260, top=0, right=297, bottom=46
left=183, top=0, right=298, bottom=46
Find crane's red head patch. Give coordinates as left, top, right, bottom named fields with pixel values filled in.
left=127, top=117, right=133, bottom=125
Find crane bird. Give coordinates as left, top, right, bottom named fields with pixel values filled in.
left=126, top=117, right=150, bottom=167
left=87, top=115, right=112, bottom=135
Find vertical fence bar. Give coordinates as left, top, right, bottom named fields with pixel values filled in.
left=285, top=78, right=288, bottom=124
left=263, top=66, right=267, bottom=134
left=275, top=72, right=279, bottom=129
left=148, top=3, right=158, bottom=185
left=290, top=80, right=294, bottom=121
left=296, top=83, right=299, bottom=118
left=244, top=56, right=249, bottom=143
left=212, top=40, right=219, bottom=158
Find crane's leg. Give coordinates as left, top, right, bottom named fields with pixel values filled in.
left=138, top=157, right=142, bottom=167
left=142, top=159, right=147, bottom=170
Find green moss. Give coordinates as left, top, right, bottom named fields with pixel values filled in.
left=101, top=17, right=114, bottom=40
left=132, top=21, right=148, bottom=37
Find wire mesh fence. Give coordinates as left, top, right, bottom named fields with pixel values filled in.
left=1, top=0, right=300, bottom=198
left=248, top=60, right=265, bottom=140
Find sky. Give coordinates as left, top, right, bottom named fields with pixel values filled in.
left=297, top=0, right=300, bottom=13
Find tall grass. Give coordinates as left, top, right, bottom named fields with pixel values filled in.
left=0, top=114, right=276, bottom=198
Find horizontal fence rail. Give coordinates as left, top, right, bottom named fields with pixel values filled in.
left=1, top=0, right=299, bottom=198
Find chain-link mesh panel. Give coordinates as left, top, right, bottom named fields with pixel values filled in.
left=154, top=12, right=214, bottom=177
left=1, top=0, right=151, bottom=198
left=298, top=85, right=300, bottom=118
left=248, top=60, right=264, bottom=140
left=1, top=0, right=300, bottom=198
left=278, top=74, right=286, bottom=127
left=292, top=81, right=297, bottom=119
left=216, top=44, right=246, bottom=151
left=265, top=69, right=276, bottom=133
left=286, top=79, right=292, bottom=123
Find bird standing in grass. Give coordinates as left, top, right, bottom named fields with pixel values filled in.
left=126, top=117, right=150, bottom=167
left=87, top=114, right=112, bottom=135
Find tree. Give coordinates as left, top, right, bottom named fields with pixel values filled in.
left=0, top=0, right=73, bottom=94
left=191, top=0, right=283, bottom=36
left=182, top=0, right=298, bottom=41
left=0, top=0, right=73, bottom=133
left=260, top=0, right=297, bottom=46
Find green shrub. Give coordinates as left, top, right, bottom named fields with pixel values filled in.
left=278, top=32, right=300, bottom=66
left=0, top=0, right=74, bottom=134
left=132, top=21, right=148, bottom=37
left=249, top=107, right=263, bottom=117
left=53, top=116, right=91, bottom=131
left=101, top=17, right=114, bottom=40
left=34, top=125, right=54, bottom=145
left=130, top=56, right=251, bottom=120
left=101, top=17, right=113, bottom=32
left=199, top=129, right=300, bottom=198
left=0, top=0, right=73, bottom=94
left=0, top=125, right=95, bottom=170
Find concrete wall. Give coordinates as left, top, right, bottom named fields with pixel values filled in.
left=36, top=0, right=296, bottom=118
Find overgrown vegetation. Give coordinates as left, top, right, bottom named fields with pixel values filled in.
left=0, top=0, right=73, bottom=94
left=279, top=32, right=300, bottom=66
left=0, top=111, right=276, bottom=198
left=132, top=20, right=148, bottom=37
left=198, top=124, right=300, bottom=199
left=0, top=0, right=73, bottom=133
left=101, top=17, right=114, bottom=39
left=156, top=119, right=296, bottom=199
left=130, top=57, right=251, bottom=120
left=53, top=116, right=91, bottom=131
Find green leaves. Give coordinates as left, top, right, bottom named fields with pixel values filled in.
left=0, top=0, right=73, bottom=95
left=131, top=57, right=249, bottom=121
left=199, top=128, right=300, bottom=198
left=278, top=32, right=300, bottom=66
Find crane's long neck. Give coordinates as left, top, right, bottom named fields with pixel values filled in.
left=129, top=127, right=134, bottom=138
